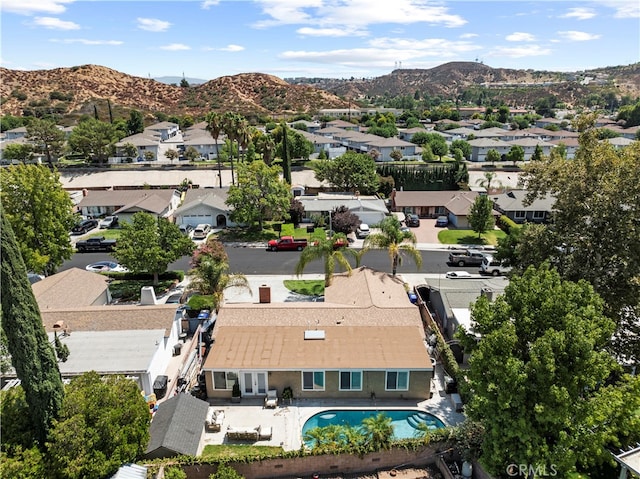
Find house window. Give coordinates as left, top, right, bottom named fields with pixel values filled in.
left=514, top=210, right=526, bottom=219
left=533, top=211, right=545, bottom=220
left=339, top=371, right=362, bottom=391
left=385, top=371, right=409, bottom=391
left=302, top=371, right=325, bottom=391
left=213, top=371, right=238, bottom=390
left=435, top=207, right=446, bottom=215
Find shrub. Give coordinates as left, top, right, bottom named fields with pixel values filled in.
left=497, top=214, right=519, bottom=233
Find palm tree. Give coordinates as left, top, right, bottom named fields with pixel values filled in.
left=222, top=112, right=241, bottom=186
left=205, top=112, right=223, bottom=188
left=363, top=216, right=422, bottom=276
left=260, top=134, right=276, bottom=166
left=295, top=233, right=359, bottom=286
left=360, top=413, right=394, bottom=450
left=475, top=171, right=502, bottom=193
left=188, top=239, right=250, bottom=312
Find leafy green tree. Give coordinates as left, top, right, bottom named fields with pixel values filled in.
left=430, top=137, right=449, bottom=160
left=314, top=151, right=379, bottom=194
left=189, top=238, right=250, bottom=313
left=421, top=143, right=435, bottom=162
left=361, top=412, right=393, bottom=450
left=521, top=113, right=640, bottom=364
left=530, top=143, right=544, bottom=161
left=165, top=467, right=187, bottom=479
left=409, top=131, right=431, bottom=145
left=295, top=233, right=358, bottom=286
left=25, top=118, right=65, bottom=167
left=0, top=205, right=64, bottom=445
left=363, top=216, right=422, bottom=276
left=67, top=118, right=118, bottom=164
left=463, top=264, right=640, bottom=475
left=451, top=139, right=472, bottom=160
left=468, top=195, right=495, bottom=239
left=225, top=160, right=292, bottom=230
left=126, top=109, right=144, bottom=135
left=389, top=149, right=403, bottom=161
left=164, top=148, right=179, bottom=163
left=120, top=142, right=138, bottom=161
left=112, top=213, right=195, bottom=285
left=2, top=142, right=34, bottom=164
left=47, top=372, right=150, bottom=479
left=330, top=205, right=360, bottom=235
left=485, top=148, right=501, bottom=165
left=1, top=114, right=26, bottom=132
left=507, top=144, right=525, bottom=166
left=497, top=105, right=510, bottom=123
left=209, top=464, right=244, bottom=479
left=0, top=165, right=75, bottom=275
left=184, top=146, right=200, bottom=161
left=143, top=150, right=155, bottom=161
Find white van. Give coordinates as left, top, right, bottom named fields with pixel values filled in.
left=481, top=254, right=512, bottom=276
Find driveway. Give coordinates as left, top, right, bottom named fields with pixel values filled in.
left=407, top=218, right=444, bottom=245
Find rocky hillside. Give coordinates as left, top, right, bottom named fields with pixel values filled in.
left=292, top=61, right=640, bottom=108
left=1, top=62, right=638, bottom=121
left=0, top=64, right=350, bottom=120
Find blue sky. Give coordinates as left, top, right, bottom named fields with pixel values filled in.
left=1, top=0, right=639, bottom=81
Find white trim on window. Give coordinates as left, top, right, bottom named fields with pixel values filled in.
left=212, top=371, right=238, bottom=390
left=385, top=370, right=409, bottom=391
left=532, top=211, right=545, bottom=220
left=302, top=371, right=325, bottom=391
left=514, top=210, right=526, bottom=219
left=339, top=370, right=363, bottom=391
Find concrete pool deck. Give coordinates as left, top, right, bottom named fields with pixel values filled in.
left=197, top=366, right=465, bottom=454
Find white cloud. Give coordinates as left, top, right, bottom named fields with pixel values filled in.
left=488, top=45, right=552, bottom=58
left=597, top=0, right=640, bottom=18
left=505, top=32, right=536, bottom=42
left=460, top=33, right=478, bottom=39
left=254, top=0, right=466, bottom=29
left=561, top=8, right=596, bottom=20
left=32, top=16, right=79, bottom=30
left=160, top=43, right=191, bottom=51
left=1, top=0, right=73, bottom=15
left=201, top=0, right=220, bottom=8
left=137, top=18, right=171, bottom=32
left=557, top=31, right=601, bottom=41
left=49, top=38, right=123, bottom=45
left=220, top=44, right=244, bottom=52
left=297, top=27, right=366, bottom=37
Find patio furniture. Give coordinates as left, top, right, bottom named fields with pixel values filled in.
left=205, top=409, right=225, bottom=432
left=226, top=425, right=272, bottom=441
left=264, top=389, right=278, bottom=408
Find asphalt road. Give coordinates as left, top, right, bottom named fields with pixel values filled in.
left=63, top=246, right=470, bottom=276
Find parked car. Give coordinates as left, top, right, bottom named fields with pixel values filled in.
left=99, top=215, right=118, bottom=229
left=445, top=271, right=474, bottom=279
left=356, top=223, right=370, bottom=238
left=405, top=214, right=420, bottom=227
left=178, top=224, right=194, bottom=235
left=71, top=219, right=98, bottom=235
left=76, top=236, right=117, bottom=253
left=267, top=236, right=308, bottom=251
left=85, top=261, right=128, bottom=273
left=435, top=216, right=449, bottom=227
left=481, top=254, right=512, bottom=276
left=192, top=224, right=212, bottom=240
left=448, top=249, right=486, bottom=267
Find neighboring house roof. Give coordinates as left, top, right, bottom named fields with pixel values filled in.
left=145, top=121, right=179, bottom=131
left=492, top=190, right=556, bottom=213
left=298, top=193, right=388, bottom=214
left=116, top=133, right=160, bottom=147
left=605, top=137, right=635, bottom=147
left=472, top=127, right=508, bottom=138
left=32, top=268, right=109, bottom=309
left=548, top=137, right=580, bottom=148
left=325, top=119, right=360, bottom=129
left=145, top=394, right=209, bottom=459
left=298, top=130, right=339, bottom=145
left=507, top=138, right=551, bottom=147
left=205, top=267, right=432, bottom=371
left=77, top=189, right=177, bottom=214
left=364, top=136, right=415, bottom=148
left=48, top=329, right=167, bottom=378
left=393, top=190, right=479, bottom=209
left=40, top=304, right=179, bottom=337
left=174, top=187, right=230, bottom=215
left=444, top=192, right=480, bottom=216
left=468, top=138, right=512, bottom=147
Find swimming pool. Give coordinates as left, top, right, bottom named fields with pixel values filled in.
left=302, top=409, right=445, bottom=441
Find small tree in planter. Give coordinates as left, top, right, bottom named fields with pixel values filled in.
left=282, top=386, right=293, bottom=405
left=231, top=381, right=241, bottom=403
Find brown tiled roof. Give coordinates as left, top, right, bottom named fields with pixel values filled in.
left=77, top=189, right=176, bottom=209
left=32, top=268, right=109, bottom=309
left=41, top=304, right=178, bottom=337
left=203, top=268, right=431, bottom=371
left=393, top=190, right=478, bottom=209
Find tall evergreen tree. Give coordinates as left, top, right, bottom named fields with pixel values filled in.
left=281, top=122, right=292, bottom=184
left=0, top=205, right=64, bottom=445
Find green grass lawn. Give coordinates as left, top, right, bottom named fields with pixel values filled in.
left=87, top=228, right=121, bottom=240
left=217, top=223, right=327, bottom=243
left=438, top=228, right=506, bottom=246
left=200, top=444, right=284, bottom=459
left=283, top=279, right=324, bottom=296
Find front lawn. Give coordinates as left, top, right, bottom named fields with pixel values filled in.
left=88, top=229, right=121, bottom=240
left=438, top=228, right=506, bottom=246
left=216, top=223, right=327, bottom=243
left=283, top=279, right=324, bottom=296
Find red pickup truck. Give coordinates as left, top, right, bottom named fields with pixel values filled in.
left=267, top=236, right=308, bottom=251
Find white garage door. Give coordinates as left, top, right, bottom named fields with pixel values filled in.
left=180, top=215, right=213, bottom=227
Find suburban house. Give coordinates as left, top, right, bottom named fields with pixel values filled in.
left=173, top=187, right=234, bottom=228
left=76, top=188, right=182, bottom=222
left=202, top=267, right=434, bottom=401
left=31, top=268, right=183, bottom=395
left=182, top=131, right=222, bottom=159
left=390, top=190, right=483, bottom=228
left=298, top=192, right=389, bottom=226
left=507, top=137, right=554, bottom=160
left=3, top=126, right=28, bottom=140
left=548, top=137, right=579, bottom=159
left=115, top=132, right=161, bottom=161
left=467, top=138, right=512, bottom=162
left=145, top=121, right=180, bottom=141
left=297, top=130, right=345, bottom=158
left=491, top=190, right=556, bottom=224
left=144, top=394, right=209, bottom=459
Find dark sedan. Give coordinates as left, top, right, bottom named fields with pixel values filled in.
left=405, top=214, right=421, bottom=227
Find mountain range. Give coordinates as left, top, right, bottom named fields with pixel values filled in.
left=1, top=62, right=639, bottom=122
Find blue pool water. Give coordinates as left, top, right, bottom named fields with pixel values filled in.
left=302, top=409, right=445, bottom=440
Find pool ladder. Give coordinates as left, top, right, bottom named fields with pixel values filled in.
left=406, top=412, right=437, bottom=430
